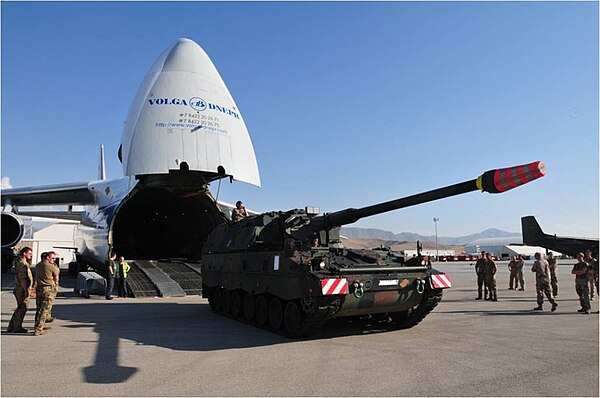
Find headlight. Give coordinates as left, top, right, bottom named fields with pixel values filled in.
left=319, top=261, right=326, bottom=270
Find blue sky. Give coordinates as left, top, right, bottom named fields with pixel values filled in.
left=2, top=2, right=598, bottom=238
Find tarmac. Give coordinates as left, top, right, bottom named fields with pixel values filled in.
left=1, top=260, right=598, bottom=396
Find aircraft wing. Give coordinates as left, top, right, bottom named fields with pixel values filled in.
left=1, top=181, right=95, bottom=207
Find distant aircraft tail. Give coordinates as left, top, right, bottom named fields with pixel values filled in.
left=521, top=216, right=545, bottom=245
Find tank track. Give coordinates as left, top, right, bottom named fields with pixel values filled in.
left=205, top=286, right=341, bottom=338
left=389, top=288, right=444, bottom=329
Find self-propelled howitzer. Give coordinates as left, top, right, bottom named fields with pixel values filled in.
left=202, top=161, right=546, bottom=337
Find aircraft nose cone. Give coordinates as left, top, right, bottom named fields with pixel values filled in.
left=120, top=38, right=261, bottom=187
left=151, top=38, right=213, bottom=75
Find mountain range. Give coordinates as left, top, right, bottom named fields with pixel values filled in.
left=340, top=227, right=520, bottom=246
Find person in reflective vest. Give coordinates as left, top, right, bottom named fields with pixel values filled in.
left=115, top=256, right=131, bottom=298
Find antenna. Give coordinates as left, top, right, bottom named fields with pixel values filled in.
left=98, top=145, right=106, bottom=180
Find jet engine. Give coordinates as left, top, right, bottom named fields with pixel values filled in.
left=1, top=212, right=24, bottom=248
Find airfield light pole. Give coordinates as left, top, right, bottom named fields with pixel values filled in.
left=433, top=217, right=439, bottom=262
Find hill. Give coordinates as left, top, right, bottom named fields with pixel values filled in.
left=340, top=227, right=519, bottom=245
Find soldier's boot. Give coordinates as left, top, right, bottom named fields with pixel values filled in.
left=46, top=317, right=54, bottom=323
left=551, top=302, right=558, bottom=312
left=33, top=329, right=46, bottom=336
left=518, top=287, right=525, bottom=291
left=475, top=297, right=482, bottom=300
left=577, top=308, right=586, bottom=313
left=532, top=305, right=543, bottom=311
left=583, top=310, right=591, bottom=314
left=11, top=327, right=28, bottom=333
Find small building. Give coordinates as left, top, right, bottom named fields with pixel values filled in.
left=465, top=236, right=561, bottom=259
left=17, top=217, right=78, bottom=266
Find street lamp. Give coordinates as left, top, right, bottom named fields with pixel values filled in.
left=433, top=217, right=439, bottom=262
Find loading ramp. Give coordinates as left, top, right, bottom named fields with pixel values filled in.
left=126, top=259, right=203, bottom=298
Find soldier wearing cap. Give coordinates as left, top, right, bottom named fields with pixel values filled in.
left=474, top=252, right=488, bottom=300
left=572, top=252, right=591, bottom=314
left=547, top=252, right=559, bottom=297
left=6, top=247, right=33, bottom=333
left=34, top=251, right=59, bottom=336
left=531, top=252, right=557, bottom=312
left=515, top=254, right=525, bottom=290
left=508, top=256, right=518, bottom=290
left=584, top=251, right=597, bottom=301
left=484, top=252, right=498, bottom=301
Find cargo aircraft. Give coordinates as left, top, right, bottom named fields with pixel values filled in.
left=521, top=216, right=599, bottom=257
left=1, top=38, right=261, bottom=273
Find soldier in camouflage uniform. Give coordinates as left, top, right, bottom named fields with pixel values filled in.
left=572, top=252, right=591, bottom=314
left=508, top=256, right=518, bottom=290
left=34, top=251, right=59, bottom=336
left=484, top=252, right=497, bottom=301
left=584, top=251, right=597, bottom=301
left=515, top=254, right=525, bottom=290
left=531, top=252, right=557, bottom=311
left=6, top=247, right=33, bottom=333
left=474, top=252, right=488, bottom=300
left=547, top=252, right=559, bottom=297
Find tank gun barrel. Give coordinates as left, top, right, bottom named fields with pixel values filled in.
left=292, top=161, right=546, bottom=239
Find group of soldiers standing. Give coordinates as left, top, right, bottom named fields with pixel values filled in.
left=475, top=252, right=500, bottom=301
left=474, top=249, right=599, bottom=314
left=7, top=247, right=59, bottom=336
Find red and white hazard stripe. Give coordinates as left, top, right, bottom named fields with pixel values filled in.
left=430, top=274, right=451, bottom=289
left=321, top=278, right=349, bottom=295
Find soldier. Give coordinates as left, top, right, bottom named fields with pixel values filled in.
left=34, top=252, right=57, bottom=325
left=34, top=251, right=59, bottom=335
left=589, top=251, right=599, bottom=298
left=105, top=251, right=116, bottom=300
left=484, top=252, right=498, bottom=301
left=584, top=251, right=597, bottom=301
left=547, top=252, right=559, bottom=297
left=531, top=252, right=557, bottom=312
left=474, top=252, right=488, bottom=300
left=6, top=247, right=34, bottom=333
left=571, top=252, right=591, bottom=314
left=515, top=254, right=525, bottom=290
left=508, top=256, right=518, bottom=290
left=231, top=200, right=248, bottom=222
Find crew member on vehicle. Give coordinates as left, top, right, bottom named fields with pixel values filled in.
left=231, top=200, right=248, bottom=222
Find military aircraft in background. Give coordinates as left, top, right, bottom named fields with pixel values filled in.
left=521, top=215, right=599, bottom=257
left=1, top=38, right=261, bottom=274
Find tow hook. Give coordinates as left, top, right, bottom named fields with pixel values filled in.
left=352, top=281, right=364, bottom=298
left=416, top=279, right=425, bottom=294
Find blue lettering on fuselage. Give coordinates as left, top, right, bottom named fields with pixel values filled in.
left=208, top=103, right=240, bottom=119
left=147, top=98, right=189, bottom=106
left=147, top=95, right=240, bottom=119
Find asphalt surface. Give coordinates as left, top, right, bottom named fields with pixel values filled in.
left=1, top=261, right=598, bottom=396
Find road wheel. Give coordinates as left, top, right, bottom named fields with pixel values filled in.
left=268, top=297, right=283, bottom=330
left=243, top=293, right=255, bottom=321
left=255, top=295, right=268, bottom=326
left=284, top=301, right=303, bottom=336
left=230, top=290, right=242, bottom=317
left=390, top=310, right=409, bottom=325
left=222, top=290, right=231, bottom=314
left=209, top=287, right=222, bottom=312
